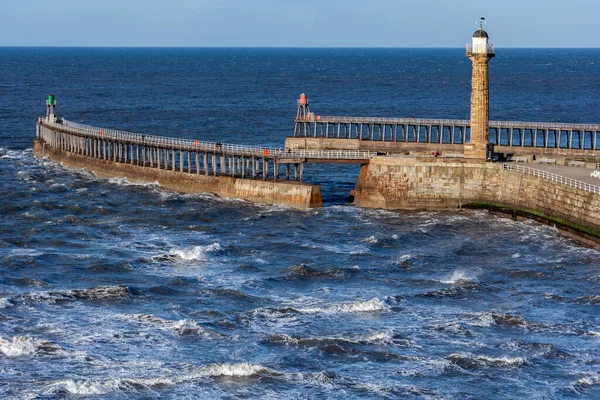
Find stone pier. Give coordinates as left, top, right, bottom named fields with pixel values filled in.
left=352, top=156, right=600, bottom=241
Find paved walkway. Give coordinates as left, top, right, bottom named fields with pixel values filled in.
left=512, top=163, right=600, bottom=187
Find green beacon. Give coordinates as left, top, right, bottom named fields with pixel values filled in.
left=46, top=94, right=57, bottom=121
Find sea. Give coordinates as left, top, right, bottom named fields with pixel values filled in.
left=1, top=47, right=599, bottom=399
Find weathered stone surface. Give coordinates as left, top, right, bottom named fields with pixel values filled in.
left=466, top=54, right=493, bottom=159
left=33, top=139, right=322, bottom=210
left=353, top=156, right=600, bottom=233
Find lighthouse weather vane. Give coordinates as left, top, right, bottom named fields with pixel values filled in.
left=477, top=17, right=486, bottom=29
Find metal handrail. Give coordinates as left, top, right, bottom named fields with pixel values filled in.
left=304, top=116, right=600, bottom=131
left=46, top=119, right=376, bottom=160
left=466, top=43, right=495, bottom=54
left=503, top=163, right=600, bottom=194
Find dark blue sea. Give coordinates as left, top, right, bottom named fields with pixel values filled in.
left=1, top=48, right=600, bottom=399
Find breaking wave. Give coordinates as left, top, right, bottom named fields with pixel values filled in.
left=446, top=353, right=526, bottom=369
left=154, top=243, right=222, bottom=262
left=0, top=297, right=14, bottom=309
left=0, top=336, right=65, bottom=357
left=118, top=313, right=228, bottom=338
left=439, top=270, right=478, bottom=285
left=296, top=298, right=389, bottom=315
left=47, top=363, right=274, bottom=396
left=282, top=264, right=359, bottom=280
left=574, top=295, right=600, bottom=305
left=267, top=330, right=398, bottom=347
left=107, top=177, right=160, bottom=188
left=15, top=285, right=135, bottom=304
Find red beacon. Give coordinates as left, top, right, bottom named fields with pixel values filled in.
left=298, top=93, right=308, bottom=106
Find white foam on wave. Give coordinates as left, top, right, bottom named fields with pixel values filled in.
left=0, top=148, right=31, bottom=160
left=440, top=270, right=477, bottom=285
left=47, top=363, right=272, bottom=396
left=575, top=373, right=599, bottom=389
left=195, top=362, right=269, bottom=378
left=447, top=352, right=526, bottom=368
left=21, top=285, right=131, bottom=304
left=273, top=329, right=395, bottom=346
left=300, top=242, right=370, bottom=255
left=117, top=313, right=225, bottom=338
left=298, top=298, right=388, bottom=315
left=362, top=235, right=378, bottom=244
left=398, top=358, right=453, bottom=378
left=49, top=377, right=173, bottom=396
left=168, top=242, right=222, bottom=261
left=9, top=248, right=44, bottom=257
left=0, top=336, right=38, bottom=357
left=107, top=177, right=160, bottom=187
left=467, top=312, right=496, bottom=327
left=395, top=253, right=416, bottom=264
left=0, top=336, right=64, bottom=357
left=0, top=297, right=14, bottom=309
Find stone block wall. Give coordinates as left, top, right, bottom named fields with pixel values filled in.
left=353, top=156, right=600, bottom=235
left=33, top=139, right=322, bottom=210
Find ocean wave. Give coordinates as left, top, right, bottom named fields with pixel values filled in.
left=393, top=253, right=424, bottom=268
left=299, top=242, right=370, bottom=255
left=48, top=377, right=174, bottom=396
left=282, top=264, right=359, bottom=280
left=193, top=362, right=272, bottom=378
left=397, top=359, right=454, bottom=378
left=467, top=312, right=528, bottom=328
left=0, top=336, right=64, bottom=357
left=418, top=284, right=480, bottom=300
left=362, top=235, right=378, bottom=244
left=107, top=177, right=160, bottom=188
left=574, top=295, right=600, bottom=305
left=18, top=285, right=134, bottom=304
left=446, top=353, right=526, bottom=369
left=118, top=313, right=228, bottom=339
left=249, top=307, right=304, bottom=328
left=296, top=298, right=389, bottom=315
left=439, top=270, right=478, bottom=285
left=46, top=363, right=274, bottom=396
left=267, top=329, right=398, bottom=347
left=505, top=269, right=547, bottom=279
left=0, top=297, right=14, bottom=309
left=499, top=340, right=571, bottom=359
left=573, top=373, right=600, bottom=391
left=433, top=322, right=474, bottom=336
left=154, top=243, right=222, bottom=262
left=0, top=148, right=32, bottom=160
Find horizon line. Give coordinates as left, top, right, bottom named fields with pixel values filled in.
left=1, top=45, right=600, bottom=49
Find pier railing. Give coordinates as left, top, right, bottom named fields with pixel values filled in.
left=503, top=163, right=600, bottom=194
left=293, top=115, right=600, bottom=150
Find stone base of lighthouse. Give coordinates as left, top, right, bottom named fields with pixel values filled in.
left=464, top=143, right=488, bottom=159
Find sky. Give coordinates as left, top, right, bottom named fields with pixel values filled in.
left=1, top=0, right=598, bottom=47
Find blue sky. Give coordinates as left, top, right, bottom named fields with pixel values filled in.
left=1, top=0, right=598, bottom=47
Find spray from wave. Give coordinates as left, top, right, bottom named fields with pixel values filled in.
left=154, top=243, right=222, bottom=262
left=0, top=336, right=64, bottom=357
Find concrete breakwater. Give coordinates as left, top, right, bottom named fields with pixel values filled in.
left=351, top=157, right=600, bottom=241
left=34, top=120, right=322, bottom=210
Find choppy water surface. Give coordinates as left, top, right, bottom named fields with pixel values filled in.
left=1, top=48, right=599, bottom=399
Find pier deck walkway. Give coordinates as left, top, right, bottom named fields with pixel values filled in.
left=514, top=163, right=600, bottom=188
